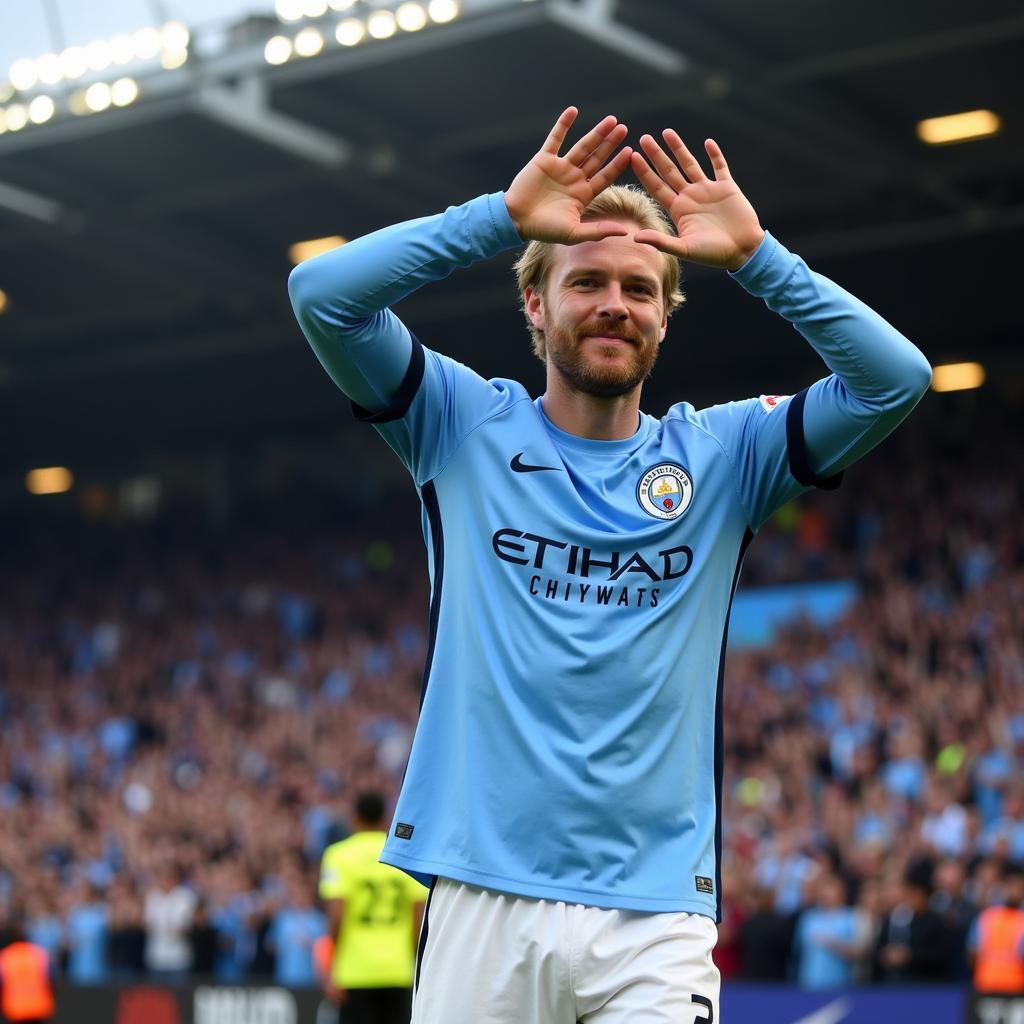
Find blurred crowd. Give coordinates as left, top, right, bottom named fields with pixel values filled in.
left=0, top=392, right=1021, bottom=989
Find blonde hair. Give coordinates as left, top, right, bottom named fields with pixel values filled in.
left=512, top=185, right=686, bottom=362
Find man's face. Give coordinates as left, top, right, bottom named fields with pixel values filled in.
left=526, top=226, right=668, bottom=399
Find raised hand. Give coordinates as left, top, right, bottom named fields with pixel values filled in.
left=504, top=107, right=634, bottom=245
left=631, top=131, right=765, bottom=271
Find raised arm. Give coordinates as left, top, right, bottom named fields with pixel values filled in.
left=632, top=130, right=931, bottom=484
left=288, top=107, right=633, bottom=416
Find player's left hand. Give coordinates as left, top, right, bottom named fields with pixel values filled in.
left=324, top=977, right=349, bottom=1005
left=631, top=131, right=765, bottom=272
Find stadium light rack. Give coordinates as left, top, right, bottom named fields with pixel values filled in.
left=0, top=0, right=537, bottom=141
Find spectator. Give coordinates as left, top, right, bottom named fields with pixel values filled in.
left=189, top=902, right=220, bottom=979
left=209, top=867, right=260, bottom=982
left=979, top=787, right=1024, bottom=863
left=852, top=878, right=884, bottom=984
left=920, top=782, right=970, bottom=860
left=874, top=869, right=952, bottom=982
left=755, top=834, right=818, bottom=917
left=967, top=865, right=1024, bottom=994
left=740, top=885, right=794, bottom=981
left=265, top=879, right=326, bottom=987
left=143, top=866, right=196, bottom=979
left=793, top=874, right=865, bottom=989
left=971, top=730, right=1016, bottom=828
left=882, top=729, right=926, bottom=804
left=107, top=884, right=145, bottom=978
left=0, top=923, right=56, bottom=1024
left=23, top=897, right=62, bottom=975
left=930, top=859, right=975, bottom=981
left=64, top=883, right=109, bottom=984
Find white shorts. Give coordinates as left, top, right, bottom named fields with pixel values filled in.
left=411, top=878, right=720, bottom=1024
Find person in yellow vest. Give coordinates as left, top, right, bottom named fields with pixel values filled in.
left=319, top=791, right=427, bottom=1024
left=0, top=926, right=56, bottom=1024
left=969, top=866, right=1024, bottom=994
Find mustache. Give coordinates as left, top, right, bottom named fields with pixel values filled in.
left=575, top=324, right=644, bottom=346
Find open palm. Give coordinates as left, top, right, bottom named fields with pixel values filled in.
left=505, top=107, right=634, bottom=244
left=631, top=130, right=765, bottom=271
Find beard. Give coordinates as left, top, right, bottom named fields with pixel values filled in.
left=545, top=320, right=660, bottom=399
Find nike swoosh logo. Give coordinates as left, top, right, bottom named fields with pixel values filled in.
left=787, top=997, right=853, bottom=1024
left=510, top=452, right=560, bottom=473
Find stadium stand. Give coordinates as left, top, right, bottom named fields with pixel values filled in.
left=0, top=393, right=1020, bottom=988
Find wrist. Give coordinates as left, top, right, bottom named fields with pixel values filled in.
left=503, top=193, right=526, bottom=238
left=726, top=228, right=766, bottom=272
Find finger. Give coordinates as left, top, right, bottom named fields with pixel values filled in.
left=633, top=228, right=687, bottom=258
left=541, top=106, right=578, bottom=155
left=580, top=123, right=628, bottom=178
left=662, top=129, right=708, bottom=182
left=704, top=138, right=732, bottom=181
left=570, top=219, right=631, bottom=243
left=587, top=145, right=633, bottom=193
left=630, top=151, right=677, bottom=208
left=639, top=134, right=689, bottom=191
left=565, top=115, right=619, bottom=166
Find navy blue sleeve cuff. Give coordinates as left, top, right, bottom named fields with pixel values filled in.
left=785, top=388, right=844, bottom=491
left=351, top=335, right=426, bottom=424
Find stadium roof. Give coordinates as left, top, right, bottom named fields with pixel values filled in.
left=2, top=0, right=1022, bottom=471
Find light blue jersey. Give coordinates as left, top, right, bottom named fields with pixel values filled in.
left=289, top=192, right=931, bottom=920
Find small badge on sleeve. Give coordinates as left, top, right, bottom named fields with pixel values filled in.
left=758, top=394, right=790, bottom=413
left=395, top=822, right=415, bottom=840
left=695, top=876, right=714, bottom=894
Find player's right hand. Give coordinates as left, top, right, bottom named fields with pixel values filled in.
left=504, top=107, right=633, bottom=245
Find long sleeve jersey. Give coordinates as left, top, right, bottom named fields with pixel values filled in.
left=288, top=192, right=931, bottom=920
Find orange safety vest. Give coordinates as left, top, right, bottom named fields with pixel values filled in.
left=974, top=906, right=1024, bottom=993
left=0, top=942, right=55, bottom=1021
left=312, top=935, right=335, bottom=981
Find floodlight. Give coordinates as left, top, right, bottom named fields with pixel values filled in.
left=0, top=289, right=8, bottom=313
left=931, top=362, right=986, bottom=392
left=36, top=53, right=62, bottom=85
left=289, top=236, right=347, bottom=264
left=59, top=46, right=89, bottom=79
left=111, top=78, right=140, bottom=107
left=26, top=467, right=74, bottom=495
left=428, top=0, right=459, bottom=23
left=9, top=59, right=38, bottom=91
left=85, top=82, right=112, bottom=112
left=69, top=90, right=91, bottom=115
left=917, top=110, right=1000, bottom=146
left=4, top=104, right=27, bottom=131
left=161, top=49, right=189, bottom=70
left=110, top=33, right=134, bottom=64
left=86, top=40, right=112, bottom=71
left=294, top=27, right=325, bottom=56
left=160, top=22, right=190, bottom=51
left=265, top=35, right=294, bottom=65
left=336, top=18, right=365, bottom=45
left=276, top=0, right=305, bottom=22
left=396, top=3, right=428, bottom=31
left=132, top=28, right=162, bottom=60
left=28, top=96, right=55, bottom=124
left=368, top=11, right=397, bottom=38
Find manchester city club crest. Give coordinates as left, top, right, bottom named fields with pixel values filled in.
left=636, top=462, right=694, bottom=521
